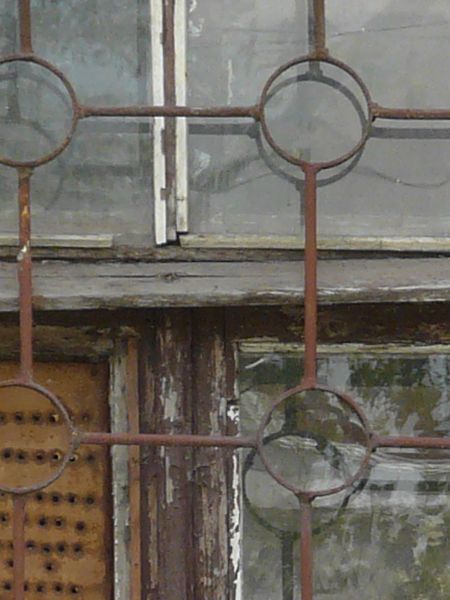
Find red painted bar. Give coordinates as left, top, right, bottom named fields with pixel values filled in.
left=17, top=169, right=33, bottom=383
left=299, top=500, right=314, bottom=600
left=18, top=0, right=33, bottom=53
left=80, top=104, right=260, bottom=119
left=374, top=435, right=450, bottom=450
left=302, top=166, right=319, bottom=386
left=80, top=431, right=257, bottom=449
left=13, top=495, right=26, bottom=600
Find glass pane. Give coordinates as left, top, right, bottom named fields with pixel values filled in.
left=239, top=349, right=450, bottom=599
left=31, top=0, right=151, bottom=105
left=188, top=1, right=450, bottom=242
left=0, top=120, right=153, bottom=244
left=0, top=2, right=153, bottom=245
left=327, top=0, right=450, bottom=108
left=187, top=0, right=309, bottom=239
left=187, top=0, right=308, bottom=106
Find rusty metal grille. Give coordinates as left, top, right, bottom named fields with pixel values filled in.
left=1, top=1, right=450, bottom=599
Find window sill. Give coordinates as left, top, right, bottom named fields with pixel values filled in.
left=0, top=257, right=448, bottom=311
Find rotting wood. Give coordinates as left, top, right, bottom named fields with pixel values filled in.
left=109, top=340, right=131, bottom=600
left=226, top=304, right=450, bottom=345
left=191, top=309, right=230, bottom=599
left=0, top=258, right=448, bottom=311
left=126, top=337, right=142, bottom=600
left=0, top=325, right=113, bottom=361
left=140, top=311, right=194, bottom=600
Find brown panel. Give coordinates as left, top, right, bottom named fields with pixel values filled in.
left=0, top=362, right=111, bottom=600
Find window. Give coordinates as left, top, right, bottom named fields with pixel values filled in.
left=2, top=1, right=449, bottom=251
left=239, top=344, right=450, bottom=599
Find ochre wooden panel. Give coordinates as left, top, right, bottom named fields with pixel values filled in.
left=0, top=362, right=111, bottom=600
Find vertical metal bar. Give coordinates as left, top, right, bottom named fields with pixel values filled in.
left=312, top=0, right=327, bottom=57
left=302, top=166, right=318, bottom=387
left=17, top=169, right=33, bottom=383
left=298, top=500, right=313, bottom=600
left=281, top=534, right=294, bottom=600
left=162, top=0, right=178, bottom=240
left=13, top=495, right=26, bottom=600
left=18, top=0, right=33, bottom=53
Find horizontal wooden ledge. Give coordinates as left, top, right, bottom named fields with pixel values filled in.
left=0, top=258, right=448, bottom=311
left=180, top=234, right=450, bottom=252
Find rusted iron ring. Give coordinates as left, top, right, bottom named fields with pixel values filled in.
left=0, top=54, right=79, bottom=168
left=256, top=383, right=374, bottom=499
left=259, top=55, right=373, bottom=170
left=0, top=380, right=76, bottom=494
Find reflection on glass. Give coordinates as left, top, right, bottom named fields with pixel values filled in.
left=239, top=350, right=450, bottom=599
left=0, top=3, right=153, bottom=243
left=188, top=1, right=450, bottom=240
left=260, top=389, right=368, bottom=494
left=0, top=61, right=74, bottom=164
left=0, top=120, right=153, bottom=243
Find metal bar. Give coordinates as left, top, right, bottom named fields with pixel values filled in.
left=312, top=0, right=327, bottom=57
left=302, top=166, right=318, bottom=387
left=17, top=169, right=33, bottom=382
left=281, top=534, right=294, bottom=600
left=372, top=104, right=450, bottom=121
left=374, top=435, right=450, bottom=450
left=299, top=500, right=313, bottom=600
left=12, top=495, right=26, bottom=600
left=18, top=0, right=33, bottom=53
left=80, top=431, right=256, bottom=448
left=79, top=104, right=259, bottom=119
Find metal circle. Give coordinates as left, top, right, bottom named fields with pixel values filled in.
left=0, top=54, right=79, bottom=168
left=0, top=380, right=76, bottom=494
left=257, top=384, right=373, bottom=498
left=259, top=55, right=373, bottom=170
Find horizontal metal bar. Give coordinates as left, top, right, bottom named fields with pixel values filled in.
left=374, top=435, right=450, bottom=450
left=80, top=431, right=257, bottom=448
left=372, top=104, right=450, bottom=121
left=80, top=104, right=260, bottom=120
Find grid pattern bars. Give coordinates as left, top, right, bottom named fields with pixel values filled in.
left=1, top=1, right=450, bottom=599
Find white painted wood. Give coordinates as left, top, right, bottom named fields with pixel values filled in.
left=151, top=0, right=167, bottom=245
left=110, top=341, right=131, bottom=600
left=0, top=234, right=113, bottom=248
left=175, top=0, right=189, bottom=233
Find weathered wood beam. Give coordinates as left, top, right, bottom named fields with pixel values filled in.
left=0, top=258, right=448, bottom=311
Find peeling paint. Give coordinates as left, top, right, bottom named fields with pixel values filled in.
left=228, top=404, right=243, bottom=600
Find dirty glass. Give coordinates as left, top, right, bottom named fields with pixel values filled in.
left=0, top=1, right=153, bottom=245
left=239, top=349, right=450, bottom=599
left=187, top=0, right=310, bottom=238
left=188, top=0, right=450, bottom=242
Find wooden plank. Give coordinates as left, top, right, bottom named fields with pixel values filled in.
left=191, top=309, right=230, bottom=599
left=225, top=304, right=450, bottom=345
left=126, top=337, right=142, bottom=600
left=140, top=310, right=194, bottom=600
left=0, top=258, right=448, bottom=311
left=0, top=325, right=113, bottom=360
left=181, top=233, right=450, bottom=252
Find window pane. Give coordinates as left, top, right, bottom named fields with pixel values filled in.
left=0, top=2, right=153, bottom=246
left=188, top=1, right=450, bottom=242
left=187, top=0, right=309, bottom=239
left=239, top=349, right=450, bottom=599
